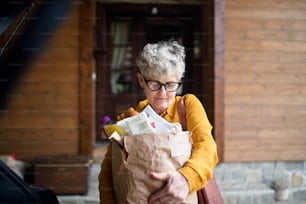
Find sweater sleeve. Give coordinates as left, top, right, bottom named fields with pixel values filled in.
left=98, top=144, right=117, bottom=204
left=177, top=94, right=219, bottom=193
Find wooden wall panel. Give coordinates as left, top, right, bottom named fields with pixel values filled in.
left=224, top=0, right=306, bottom=161
left=0, top=5, right=80, bottom=162
left=78, top=0, right=95, bottom=155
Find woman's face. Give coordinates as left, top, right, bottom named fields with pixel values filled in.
left=137, top=73, right=179, bottom=114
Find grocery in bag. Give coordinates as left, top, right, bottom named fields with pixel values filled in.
left=105, top=105, right=197, bottom=203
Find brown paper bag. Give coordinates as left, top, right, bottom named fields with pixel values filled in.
left=112, top=131, right=198, bottom=204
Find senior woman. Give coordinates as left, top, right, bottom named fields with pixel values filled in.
left=99, top=40, right=219, bottom=204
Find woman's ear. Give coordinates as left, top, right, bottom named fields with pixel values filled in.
left=137, top=72, right=144, bottom=88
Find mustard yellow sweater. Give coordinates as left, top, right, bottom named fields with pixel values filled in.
left=99, top=94, right=219, bottom=204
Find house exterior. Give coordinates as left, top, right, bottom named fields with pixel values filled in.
left=0, top=0, right=305, bottom=203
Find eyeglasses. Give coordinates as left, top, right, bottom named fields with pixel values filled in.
left=143, top=78, right=182, bottom=92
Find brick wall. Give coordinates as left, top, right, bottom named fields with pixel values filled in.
left=0, top=5, right=80, bottom=162
left=224, top=0, right=306, bottom=161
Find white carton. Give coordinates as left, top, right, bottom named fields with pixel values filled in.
left=142, top=105, right=175, bottom=133
left=117, top=105, right=176, bottom=135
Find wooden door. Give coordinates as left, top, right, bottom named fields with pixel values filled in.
left=95, top=3, right=212, bottom=142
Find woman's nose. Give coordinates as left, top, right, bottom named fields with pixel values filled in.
left=158, top=85, right=167, bottom=94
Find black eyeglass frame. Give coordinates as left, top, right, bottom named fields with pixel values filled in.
left=143, top=78, right=182, bottom=92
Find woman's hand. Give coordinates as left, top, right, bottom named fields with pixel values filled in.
left=147, top=171, right=189, bottom=204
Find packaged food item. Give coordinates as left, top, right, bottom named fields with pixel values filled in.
left=117, top=107, right=139, bottom=121
left=126, top=107, right=139, bottom=117
left=99, top=116, right=124, bottom=138
left=116, top=105, right=176, bottom=135
left=142, top=105, right=176, bottom=133
left=117, top=112, right=155, bottom=135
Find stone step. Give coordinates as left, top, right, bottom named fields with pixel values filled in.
left=57, top=163, right=305, bottom=204
left=221, top=189, right=305, bottom=204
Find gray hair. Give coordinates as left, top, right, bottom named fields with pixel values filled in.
left=136, top=40, right=186, bottom=80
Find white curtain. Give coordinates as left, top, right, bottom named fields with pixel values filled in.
left=110, top=21, right=130, bottom=94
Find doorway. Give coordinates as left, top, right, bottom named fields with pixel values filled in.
left=95, top=2, right=214, bottom=142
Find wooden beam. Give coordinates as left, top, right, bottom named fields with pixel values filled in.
left=213, top=0, right=225, bottom=162
left=78, top=0, right=95, bottom=155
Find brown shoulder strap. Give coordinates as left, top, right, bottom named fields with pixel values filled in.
left=177, top=95, right=187, bottom=131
